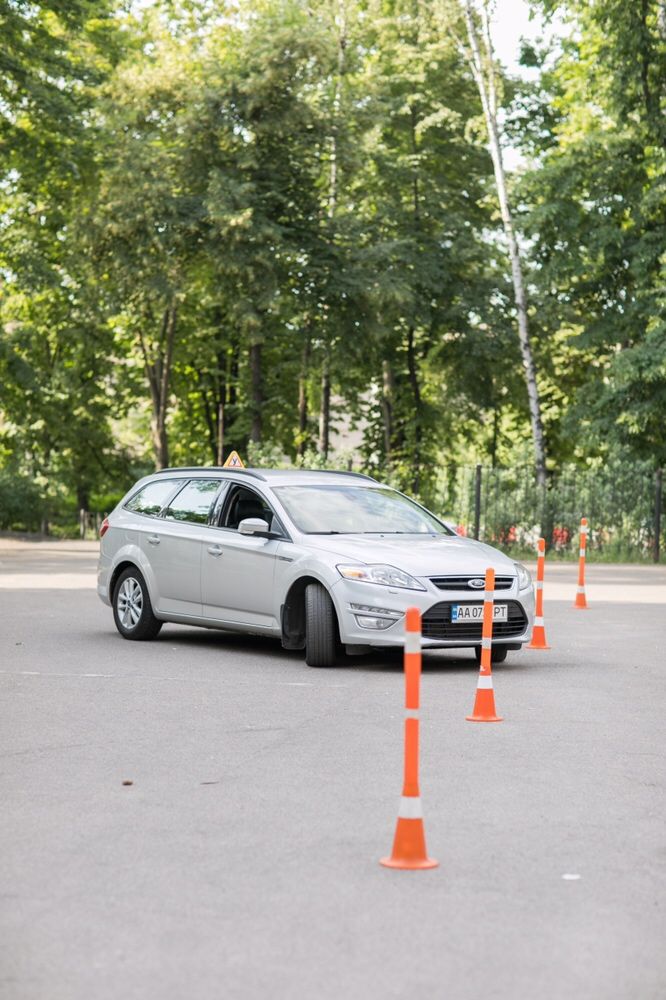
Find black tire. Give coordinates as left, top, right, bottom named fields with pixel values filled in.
left=304, top=582, right=338, bottom=667
left=112, top=567, right=163, bottom=641
left=474, top=645, right=508, bottom=665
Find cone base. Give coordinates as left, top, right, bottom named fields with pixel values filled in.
left=380, top=856, right=439, bottom=870
left=573, top=604, right=588, bottom=610
left=526, top=642, right=551, bottom=650
left=467, top=688, right=501, bottom=722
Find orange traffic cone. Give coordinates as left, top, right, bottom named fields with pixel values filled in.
left=527, top=537, right=550, bottom=649
left=467, top=567, right=503, bottom=722
left=381, top=608, right=438, bottom=870
left=574, top=517, right=589, bottom=609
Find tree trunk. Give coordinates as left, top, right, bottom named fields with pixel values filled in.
left=406, top=327, right=422, bottom=494
left=381, top=359, right=395, bottom=461
left=216, top=401, right=224, bottom=465
left=297, top=338, right=311, bottom=458
left=198, top=375, right=217, bottom=463
left=461, top=0, right=547, bottom=488
left=318, top=358, right=331, bottom=459
left=490, top=402, right=500, bottom=468
left=138, top=302, right=177, bottom=469
left=328, top=1, right=347, bottom=219
left=249, top=340, right=263, bottom=443
left=76, top=484, right=89, bottom=513
left=216, top=344, right=226, bottom=464
left=407, top=102, right=423, bottom=493
left=316, top=2, right=347, bottom=463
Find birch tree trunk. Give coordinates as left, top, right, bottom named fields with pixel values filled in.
left=318, top=0, right=347, bottom=458
left=460, top=0, right=547, bottom=487
left=659, top=0, right=666, bottom=40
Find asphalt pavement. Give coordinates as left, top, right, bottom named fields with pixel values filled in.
left=1, top=539, right=665, bottom=1000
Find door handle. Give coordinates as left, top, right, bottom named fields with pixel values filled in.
left=147, top=534, right=161, bottom=545
left=207, top=544, right=223, bottom=557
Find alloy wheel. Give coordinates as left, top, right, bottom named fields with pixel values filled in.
left=117, top=576, right=143, bottom=630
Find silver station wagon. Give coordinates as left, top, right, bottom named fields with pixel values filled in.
left=97, top=468, right=534, bottom=667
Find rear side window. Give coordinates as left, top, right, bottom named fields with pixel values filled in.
left=125, top=480, right=182, bottom=516
left=164, top=479, right=221, bottom=525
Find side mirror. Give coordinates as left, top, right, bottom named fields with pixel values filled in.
left=239, top=517, right=271, bottom=537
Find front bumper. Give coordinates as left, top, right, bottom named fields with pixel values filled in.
left=331, top=577, right=534, bottom=648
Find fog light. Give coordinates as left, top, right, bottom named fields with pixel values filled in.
left=350, top=603, right=402, bottom=616
left=355, top=615, right=395, bottom=630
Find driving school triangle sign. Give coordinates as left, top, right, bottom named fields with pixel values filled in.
left=222, top=450, right=245, bottom=468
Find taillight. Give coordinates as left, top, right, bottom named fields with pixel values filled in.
left=100, top=517, right=110, bottom=538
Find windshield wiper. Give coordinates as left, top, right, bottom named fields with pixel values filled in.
left=306, top=530, right=347, bottom=535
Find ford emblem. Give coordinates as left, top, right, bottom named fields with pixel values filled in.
left=468, top=578, right=485, bottom=589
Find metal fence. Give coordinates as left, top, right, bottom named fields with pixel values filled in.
left=437, top=463, right=664, bottom=562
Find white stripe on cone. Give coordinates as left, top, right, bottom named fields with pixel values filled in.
left=404, top=632, right=420, bottom=654
left=398, top=796, right=423, bottom=819
left=477, top=676, right=494, bottom=689
left=534, top=616, right=544, bottom=626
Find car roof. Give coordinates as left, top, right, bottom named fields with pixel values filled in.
left=152, top=467, right=380, bottom=488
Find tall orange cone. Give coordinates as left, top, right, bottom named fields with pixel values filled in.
left=573, top=517, right=589, bottom=609
left=466, top=567, right=503, bottom=722
left=380, top=607, right=438, bottom=870
left=527, top=537, right=550, bottom=649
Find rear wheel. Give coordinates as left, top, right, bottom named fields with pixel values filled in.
left=304, top=582, right=338, bottom=667
left=474, top=645, right=508, bottom=665
left=113, top=567, right=162, bottom=641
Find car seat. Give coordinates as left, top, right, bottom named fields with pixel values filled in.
left=228, top=494, right=272, bottom=529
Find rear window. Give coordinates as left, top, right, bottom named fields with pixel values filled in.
left=125, top=480, right=183, bottom=516
left=164, top=479, right=221, bottom=525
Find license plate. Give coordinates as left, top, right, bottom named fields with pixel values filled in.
left=451, top=604, right=508, bottom=623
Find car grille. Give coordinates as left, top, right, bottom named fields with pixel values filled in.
left=421, top=600, right=528, bottom=641
left=430, top=575, right=514, bottom=591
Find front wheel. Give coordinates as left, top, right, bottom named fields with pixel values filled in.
left=304, top=582, right=338, bottom=667
left=113, top=567, right=162, bottom=641
left=474, top=645, right=508, bottom=665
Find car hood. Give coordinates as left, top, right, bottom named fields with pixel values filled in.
left=301, top=533, right=517, bottom=578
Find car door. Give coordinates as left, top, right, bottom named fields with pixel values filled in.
left=139, top=478, right=222, bottom=617
left=201, top=483, right=284, bottom=629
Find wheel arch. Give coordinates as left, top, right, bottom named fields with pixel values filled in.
left=110, top=559, right=142, bottom=603
left=281, top=575, right=339, bottom=651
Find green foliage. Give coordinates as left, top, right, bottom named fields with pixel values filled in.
left=0, top=470, right=45, bottom=531
left=0, top=0, right=663, bottom=544
left=517, top=0, right=666, bottom=465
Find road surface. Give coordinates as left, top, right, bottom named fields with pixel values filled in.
left=1, top=540, right=665, bottom=1000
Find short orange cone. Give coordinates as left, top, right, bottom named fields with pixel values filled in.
left=527, top=537, right=550, bottom=649
left=573, top=517, right=589, bottom=609
left=380, top=607, right=438, bottom=870
left=466, top=567, right=503, bottom=722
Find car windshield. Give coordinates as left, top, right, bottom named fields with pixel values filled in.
left=272, top=485, right=452, bottom=535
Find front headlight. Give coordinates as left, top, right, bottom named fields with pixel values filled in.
left=514, top=562, right=532, bottom=590
left=337, top=564, right=426, bottom=591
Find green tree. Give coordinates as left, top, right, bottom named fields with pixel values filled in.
left=520, top=0, right=666, bottom=465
